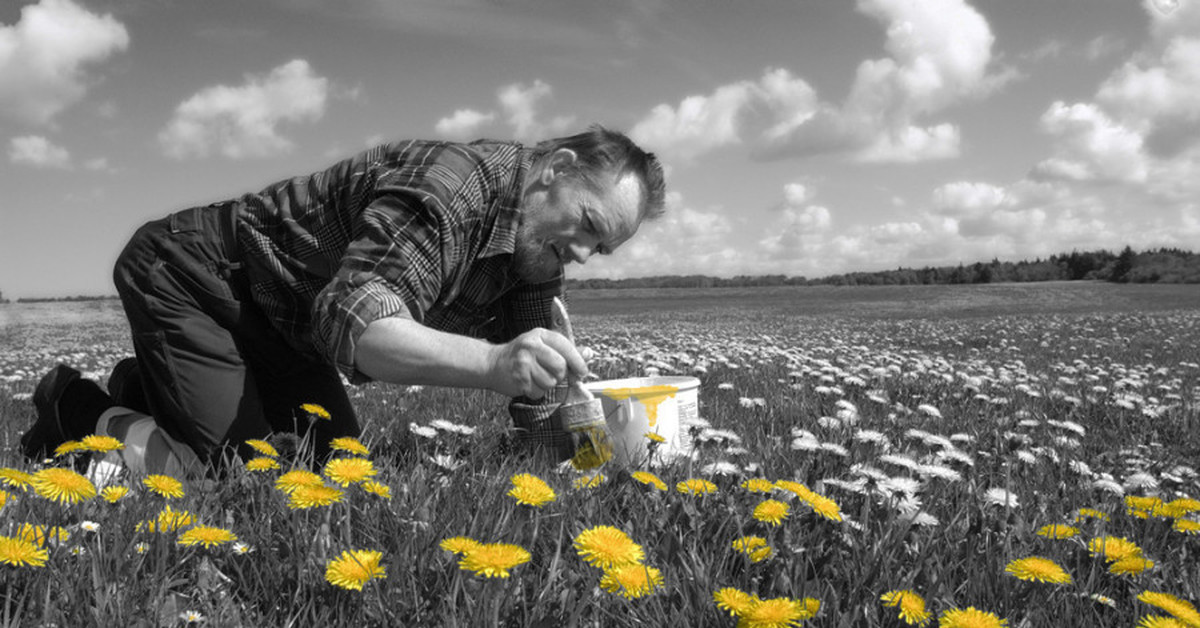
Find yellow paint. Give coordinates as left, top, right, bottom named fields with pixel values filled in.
left=600, top=385, right=678, bottom=427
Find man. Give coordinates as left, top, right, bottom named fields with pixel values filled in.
left=22, top=125, right=666, bottom=476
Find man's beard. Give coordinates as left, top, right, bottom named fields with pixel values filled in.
left=511, top=234, right=559, bottom=283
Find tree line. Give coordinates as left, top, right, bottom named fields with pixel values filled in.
left=3, top=247, right=1196, bottom=302
left=566, top=246, right=1200, bottom=290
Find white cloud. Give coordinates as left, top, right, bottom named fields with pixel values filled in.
left=9, top=135, right=70, bottom=168
left=629, top=82, right=755, bottom=161
left=932, top=181, right=1008, bottom=215
left=630, top=67, right=818, bottom=162
left=756, top=0, right=1007, bottom=163
left=434, top=108, right=496, bottom=140
left=498, top=80, right=575, bottom=142
left=783, top=183, right=811, bottom=206
left=0, top=0, right=129, bottom=125
left=158, top=59, right=329, bottom=160
left=858, top=123, right=960, bottom=163
left=434, top=80, right=575, bottom=142
left=1033, top=101, right=1148, bottom=183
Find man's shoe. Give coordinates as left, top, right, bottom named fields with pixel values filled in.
left=107, top=357, right=150, bottom=415
left=21, top=364, right=82, bottom=460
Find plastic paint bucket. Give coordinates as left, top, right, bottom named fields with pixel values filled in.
left=583, top=376, right=700, bottom=468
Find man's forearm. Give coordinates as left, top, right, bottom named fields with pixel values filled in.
left=355, top=317, right=496, bottom=390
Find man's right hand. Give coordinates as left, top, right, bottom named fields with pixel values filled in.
left=487, top=328, right=588, bottom=399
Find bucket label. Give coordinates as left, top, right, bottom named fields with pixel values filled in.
left=601, top=385, right=678, bottom=427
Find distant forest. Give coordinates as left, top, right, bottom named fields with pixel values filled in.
left=3, top=246, right=1197, bottom=303
left=566, top=246, right=1200, bottom=290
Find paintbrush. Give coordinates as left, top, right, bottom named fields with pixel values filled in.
left=550, top=296, right=614, bottom=470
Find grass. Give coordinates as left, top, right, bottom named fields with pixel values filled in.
left=1, top=283, right=1198, bottom=626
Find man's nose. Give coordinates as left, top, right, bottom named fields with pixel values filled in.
left=566, top=242, right=593, bottom=265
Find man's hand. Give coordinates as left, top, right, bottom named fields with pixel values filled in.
left=487, top=328, right=588, bottom=399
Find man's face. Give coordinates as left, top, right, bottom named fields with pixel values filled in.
left=513, top=150, right=644, bottom=283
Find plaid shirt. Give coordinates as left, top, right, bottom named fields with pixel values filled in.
left=231, top=140, right=570, bottom=455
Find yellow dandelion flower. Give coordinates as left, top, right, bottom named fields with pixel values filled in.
left=1005, top=556, right=1072, bottom=584
left=600, top=564, right=664, bottom=599
left=0, top=468, right=33, bottom=490
left=676, top=478, right=717, bottom=495
left=1076, top=507, right=1110, bottom=522
left=31, top=467, right=96, bottom=504
left=80, top=435, right=124, bottom=452
left=440, top=536, right=480, bottom=555
left=360, top=480, right=392, bottom=499
left=329, top=437, right=370, bottom=456
left=300, top=403, right=331, bottom=420
left=245, top=456, right=280, bottom=472
left=1109, top=555, right=1156, bottom=577
left=1127, top=495, right=1165, bottom=519
left=644, top=432, right=666, bottom=443
left=1036, top=524, right=1079, bottom=539
left=245, top=439, right=279, bottom=457
left=574, top=473, right=606, bottom=489
left=1088, top=536, right=1143, bottom=562
left=1173, top=519, right=1200, bottom=535
left=325, top=549, right=386, bottom=591
left=287, top=483, right=344, bottom=509
left=100, top=485, right=130, bottom=503
left=1138, top=591, right=1200, bottom=626
left=774, top=479, right=841, bottom=521
left=801, top=491, right=843, bottom=523
left=631, top=471, right=667, bottom=491
left=275, top=469, right=324, bottom=494
left=713, top=587, right=759, bottom=617
left=459, top=542, right=530, bottom=578
left=774, top=479, right=807, bottom=496
left=140, top=505, right=195, bottom=533
left=1138, top=616, right=1189, bottom=628
left=323, top=457, right=376, bottom=486
left=753, top=499, right=791, bottom=526
left=177, top=525, right=238, bottom=548
left=939, top=607, right=1008, bottom=628
left=1164, top=498, right=1200, bottom=516
left=0, top=535, right=49, bottom=568
left=574, top=525, right=644, bottom=569
left=142, top=474, right=184, bottom=499
left=508, top=473, right=557, bottom=507
left=741, top=478, right=776, bottom=493
left=740, top=596, right=818, bottom=627
left=0, top=490, right=10, bottom=510
left=732, top=536, right=773, bottom=563
left=54, top=440, right=86, bottom=456
left=881, top=590, right=932, bottom=626
left=16, top=524, right=69, bottom=546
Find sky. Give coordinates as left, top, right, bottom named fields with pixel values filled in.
left=1, top=0, right=1198, bottom=298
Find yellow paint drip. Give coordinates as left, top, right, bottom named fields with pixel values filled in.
left=600, top=385, right=678, bottom=427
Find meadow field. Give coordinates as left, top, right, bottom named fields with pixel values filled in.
left=1, top=282, right=1199, bottom=627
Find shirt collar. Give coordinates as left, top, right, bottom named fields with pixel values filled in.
left=480, top=147, right=532, bottom=258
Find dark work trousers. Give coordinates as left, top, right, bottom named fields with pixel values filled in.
left=112, top=203, right=360, bottom=470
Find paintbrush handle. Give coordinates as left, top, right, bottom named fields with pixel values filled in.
left=550, top=296, right=574, bottom=342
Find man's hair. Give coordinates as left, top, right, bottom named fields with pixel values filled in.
left=533, top=125, right=667, bottom=221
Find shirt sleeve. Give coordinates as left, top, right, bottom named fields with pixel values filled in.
left=494, top=274, right=576, bottom=458
left=310, top=188, right=451, bottom=383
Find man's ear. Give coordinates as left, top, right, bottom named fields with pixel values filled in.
left=540, top=148, right=578, bottom=185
